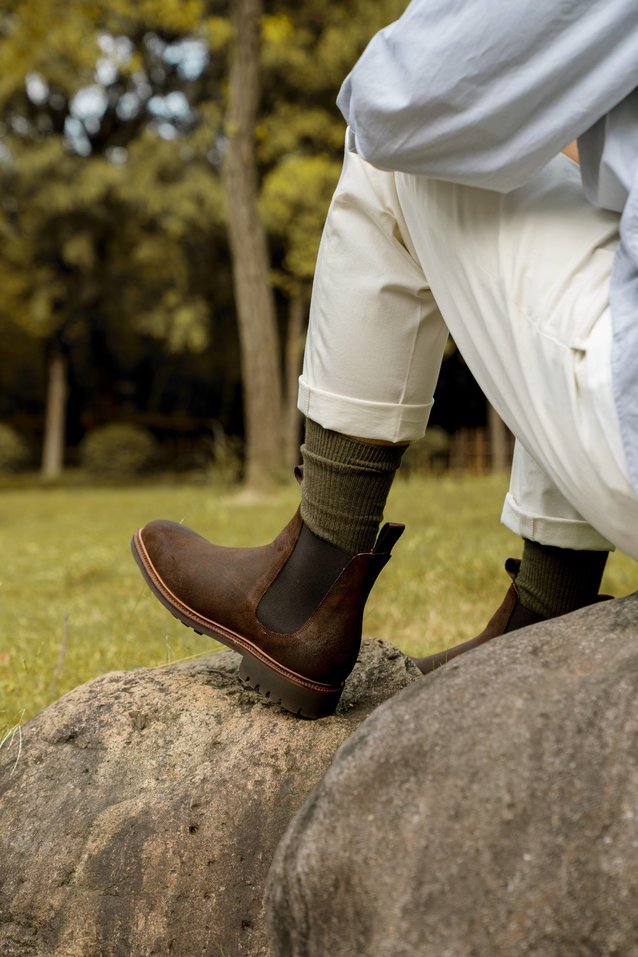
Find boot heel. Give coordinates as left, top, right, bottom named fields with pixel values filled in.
left=238, top=651, right=343, bottom=720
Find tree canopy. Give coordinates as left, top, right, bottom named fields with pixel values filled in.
left=0, top=0, right=409, bottom=478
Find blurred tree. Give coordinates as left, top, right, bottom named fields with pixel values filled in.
left=198, top=0, right=407, bottom=481
left=222, top=0, right=283, bottom=488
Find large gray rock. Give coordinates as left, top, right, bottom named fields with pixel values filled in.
left=267, top=594, right=638, bottom=957
left=0, top=639, right=419, bottom=957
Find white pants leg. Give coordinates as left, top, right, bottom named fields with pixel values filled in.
left=503, top=441, right=615, bottom=551
left=299, top=143, right=638, bottom=559
left=299, top=146, right=449, bottom=444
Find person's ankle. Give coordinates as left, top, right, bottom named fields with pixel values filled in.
left=257, top=521, right=352, bottom=633
left=300, top=419, right=407, bottom=554
left=514, top=539, right=608, bottom=619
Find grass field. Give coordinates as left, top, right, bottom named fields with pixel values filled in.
left=1, top=472, right=636, bottom=739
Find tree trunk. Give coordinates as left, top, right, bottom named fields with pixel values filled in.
left=41, top=343, right=67, bottom=480
left=488, top=402, right=510, bottom=472
left=283, top=293, right=306, bottom=472
left=222, top=0, right=283, bottom=489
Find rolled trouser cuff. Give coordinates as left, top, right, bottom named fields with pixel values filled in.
left=501, top=492, right=615, bottom=551
left=297, top=377, right=433, bottom=445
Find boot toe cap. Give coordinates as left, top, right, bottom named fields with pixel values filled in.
left=135, top=520, right=207, bottom=591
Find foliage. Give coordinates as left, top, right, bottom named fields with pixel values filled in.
left=257, top=0, right=406, bottom=294
left=0, top=0, right=411, bottom=469
left=0, top=58, right=226, bottom=357
left=260, top=154, right=342, bottom=288
left=206, top=424, right=243, bottom=485
left=79, top=423, right=158, bottom=476
left=0, top=0, right=206, bottom=108
left=0, top=423, right=31, bottom=472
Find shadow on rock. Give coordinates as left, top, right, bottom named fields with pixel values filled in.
left=267, top=594, right=638, bottom=957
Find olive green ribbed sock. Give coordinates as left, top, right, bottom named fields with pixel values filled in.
left=300, top=419, right=407, bottom=555
left=515, top=539, right=608, bottom=618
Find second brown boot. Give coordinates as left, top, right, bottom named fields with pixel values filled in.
left=413, top=559, right=544, bottom=674
left=414, top=558, right=613, bottom=675
left=131, top=511, right=404, bottom=718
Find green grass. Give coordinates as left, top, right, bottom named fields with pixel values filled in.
left=1, top=472, right=635, bottom=738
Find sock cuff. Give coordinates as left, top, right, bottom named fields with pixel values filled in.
left=304, top=418, right=407, bottom=471
left=516, top=538, right=609, bottom=618
left=300, top=419, right=405, bottom=554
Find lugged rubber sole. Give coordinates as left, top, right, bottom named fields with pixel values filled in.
left=130, top=530, right=344, bottom=720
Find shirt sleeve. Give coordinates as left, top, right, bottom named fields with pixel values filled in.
left=337, top=0, right=638, bottom=192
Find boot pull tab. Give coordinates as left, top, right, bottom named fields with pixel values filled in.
left=373, top=522, right=405, bottom=555
left=504, top=557, right=521, bottom=582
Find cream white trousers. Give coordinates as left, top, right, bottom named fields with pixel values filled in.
left=298, top=143, right=638, bottom=559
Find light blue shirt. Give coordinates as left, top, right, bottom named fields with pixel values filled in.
left=337, top=0, right=638, bottom=493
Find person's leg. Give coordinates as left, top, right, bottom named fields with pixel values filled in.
left=504, top=441, right=614, bottom=554
left=303, top=146, right=623, bottom=674
left=415, top=441, right=611, bottom=674
left=298, top=145, right=448, bottom=445
left=390, top=152, right=633, bottom=671
left=256, top=423, right=407, bottom=634
left=262, top=141, right=451, bottom=633
left=132, top=143, right=448, bottom=717
left=135, top=143, right=630, bottom=710
left=502, top=440, right=609, bottom=619
left=393, top=153, right=638, bottom=558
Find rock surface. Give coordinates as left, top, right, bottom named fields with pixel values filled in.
left=0, top=639, right=420, bottom=957
left=267, top=594, right=638, bottom=957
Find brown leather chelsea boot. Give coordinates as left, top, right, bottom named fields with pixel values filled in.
left=131, top=511, right=404, bottom=719
left=414, top=558, right=612, bottom=675
left=413, top=560, right=543, bottom=674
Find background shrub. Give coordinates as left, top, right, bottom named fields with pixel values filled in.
left=0, top=423, right=31, bottom=472
left=402, top=427, right=450, bottom=474
left=80, top=424, right=158, bottom=477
